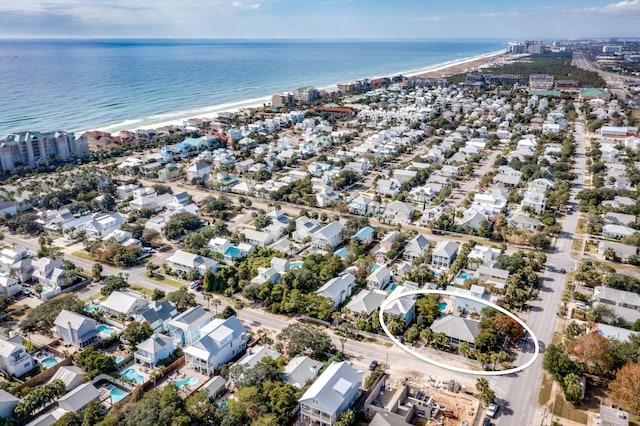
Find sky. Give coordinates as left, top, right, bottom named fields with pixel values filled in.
left=0, top=0, right=640, bottom=39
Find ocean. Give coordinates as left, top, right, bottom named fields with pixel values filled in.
left=0, top=39, right=507, bottom=138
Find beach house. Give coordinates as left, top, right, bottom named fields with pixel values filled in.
left=167, top=305, right=213, bottom=347
left=54, top=310, right=100, bottom=350
left=316, top=273, right=356, bottom=307
left=284, top=355, right=322, bottom=389
left=184, top=316, right=248, bottom=376
left=166, top=250, right=220, bottom=277
left=299, top=361, right=363, bottom=426
left=312, top=221, right=344, bottom=250
left=0, top=337, right=34, bottom=377
left=99, top=291, right=147, bottom=318
left=135, top=334, right=175, bottom=367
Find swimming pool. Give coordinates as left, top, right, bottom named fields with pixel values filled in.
left=389, top=283, right=397, bottom=291
left=40, top=357, right=58, bottom=368
left=174, top=377, right=198, bottom=388
left=103, top=384, right=128, bottom=403
left=85, top=305, right=102, bottom=312
left=458, top=272, right=471, bottom=280
left=369, top=264, right=381, bottom=273
left=121, top=368, right=146, bottom=384
left=97, top=325, right=117, bottom=336
left=223, top=246, right=242, bottom=258
left=289, top=261, right=303, bottom=269
left=115, top=356, right=124, bottom=365
left=438, top=302, right=448, bottom=312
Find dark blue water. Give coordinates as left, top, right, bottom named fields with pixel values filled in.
left=0, top=39, right=506, bottom=137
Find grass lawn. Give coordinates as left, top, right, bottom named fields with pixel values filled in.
left=150, top=274, right=184, bottom=289
left=552, top=393, right=588, bottom=424
left=71, top=250, right=94, bottom=261
left=130, top=285, right=155, bottom=297
left=538, top=374, right=553, bottom=406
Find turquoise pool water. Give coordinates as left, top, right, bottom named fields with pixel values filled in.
left=97, top=325, right=117, bottom=335
left=438, top=302, right=448, bottom=312
left=85, top=305, right=102, bottom=312
left=115, top=356, right=124, bottom=364
left=223, top=246, right=242, bottom=258
left=458, top=272, right=471, bottom=280
left=174, top=377, right=198, bottom=388
left=389, top=283, right=397, bottom=291
left=369, top=264, right=381, bottom=272
left=121, top=368, right=145, bottom=383
left=40, top=357, right=58, bottom=368
left=433, top=270, right=440, bottom=278
left=104, top=384, right=128, bottom=403
left=290, top=261, right=303, bottom=269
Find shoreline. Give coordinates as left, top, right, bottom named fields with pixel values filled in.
left=88, top=49, right=508, bottom=135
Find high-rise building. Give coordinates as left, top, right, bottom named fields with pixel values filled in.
left=0, top=131, right=88, bottom=173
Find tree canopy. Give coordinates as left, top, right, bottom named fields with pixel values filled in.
left=21, top=294, right=84, bottom=332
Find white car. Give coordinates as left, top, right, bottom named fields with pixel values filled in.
left=486, top=403, right=499, bottom=418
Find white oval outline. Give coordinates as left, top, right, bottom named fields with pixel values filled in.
left=378, top=289, right=540, bottom=376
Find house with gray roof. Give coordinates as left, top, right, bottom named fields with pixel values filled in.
left=294, top=216, right=323, bottom=242
left=0, top=336, right=34, bottom=377
left=431, top=241, right=459, bottom=269
left=99, top=291, right=147, bottom=318
left=317, top=273, right=356, bottom=307
left=133, top=300, right=178, bottom=333
left=429, top=315, right=480, bottom=348
left=135, top=334, right=175, bottom=367
left=594, top=286, right=640, bottom=324
left=312, top=221, right=344, bottom=250
left=509, top=213, right=542, bottom=231
left=346, top=289, right=387, bottom=320
left=236, top=345, right=280, bottom=370
left=382, top=285, right=417, bottom=325
left=54, top=310, right=99, bottom=350
left=284, top=355, right=322, bottom=389
left=382, top=201, right=414, bottom=225
left=57, top=382, right=100, bottom=413
left=598, top=241, right=637, bottom=261
left=299, top=361, right=363, bottom=425
left=476, top=265, right=510, bottom=285
left=167, top=305, right=213, bottom=347
left=166, top=250, right=220, bottom=276
left=367, top=266, right=391, bottom=290
left=49, top=366, right=86, bottom=391
left=184, top=316, right=248, bottom=376
left=0, top=389, right=18, bottom=418
left=603, top=212, right=637, bottom=226
left=602, top=224, right=637, bottom=239
left=403, top=234, right=430, bottom=262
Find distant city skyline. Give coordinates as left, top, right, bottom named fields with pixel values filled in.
left=1, top=0, right=640, bottom=39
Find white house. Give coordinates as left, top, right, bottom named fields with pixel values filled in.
left=133, top=300, right=178, bottom=333
left=167, top=305, right=213, bottom=347
left=294, top=216, right=322, bottom=242
left=377, top=178, right=402, bottom=198
left=284, top=356, right=322, bottom=389
left=468, top=245, right=501, bottom=267
left=382, top=285, right=417, bottom=326
left=403, top=234, right=430, bottom=262
left=299, top=361, right=363, bottom=426
left=31, top=257, right=66, bottom=295
left=54, top=310, right=99, bottom=349
left=0, top=337, right=34, bottom=377
left=432, top=241, right=459, bottom=269
left=0, top=247, right=33, bottom=282
left=346, top=289, right=387, bottom=320
left=312, top=221, right=343, bottom=250
left=166, top=250, right=220, bottom=276
left=99, top=291, right=147, bottom=318
left=349, top=195, right=380, bottom=215
left=367, top=266, right=391, bottom=290
left=0, top=276, right=19, bottom=297
left=316, top=273, right=356, bottom=307
left=382, top=201, right=414, bottom=224
left=135, top=334, right=175, bottom=367
left=184, top=316, right=248, bottom=376
left=0, top=389, right=19, bottom=418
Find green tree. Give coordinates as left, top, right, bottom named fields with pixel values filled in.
left=52, top=412, right=81, bottom=426
left=75, top=348, right=117, bottom=378
left=162, top=212, right=201, bottom=240
left=185, top=390, right=216, bottom=424
left=475, top=378, right=495, bottom=405
left=92, top=263, right=103, bottom=282
left=563, top=373, right=582, bottom=404
left=335, top=408, right=356, bottom=426
left=166, top=287, right=197, bottom=312
left=278, top=323, right=334, bottom=360
left=123, top=321, right=153, bottom=348
left=100, top=274, right=129, bottom=296
left=81, top=400, right=102, bottom=426
left=21, top=294, right=84, bottom=332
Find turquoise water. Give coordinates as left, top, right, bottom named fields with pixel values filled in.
left=389, top=283, right=397, bottom=291
left=290, top=261, right=303, bottom=269
left=40, top=357, right=58, bottom=368
left=433, top=270, right=441, bottom=278
left=459, top=272, right=471, bottom=280
left=104, top=384, right=128, bottom=403
left=439, top=302, right=448, bottom=312
left=224, top=246, right=242, bottom=258
left=97, top=325, right=117, bottom=335
left=369, top=264, right=381, bottom=273
left=121, top=368, right=145, bottom=383
left=85, top=305, right=102, bottom=312
left=174, top=377, right=198, bottom=388
left=115, top=356, right=124, bottom=364
left=0, top=40, right=506, bottom=138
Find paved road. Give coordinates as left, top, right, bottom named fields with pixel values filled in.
left=491, top=110, right=588, bottom=426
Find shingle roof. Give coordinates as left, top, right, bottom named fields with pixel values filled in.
left=430, top=315, right=480, bottom=344
left=298, top=361, right=363, bottom=415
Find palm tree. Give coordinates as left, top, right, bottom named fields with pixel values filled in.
left=212, top=298, right=221, bottom=315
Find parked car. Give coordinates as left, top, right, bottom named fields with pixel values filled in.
left=482, top=418, right=492, bottom=426
left=486, top=403, right=499, bottom=418
left=369, top=360, right=379, bottom=371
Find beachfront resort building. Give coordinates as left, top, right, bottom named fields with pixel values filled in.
left=0, top=131, right=89, bottom=173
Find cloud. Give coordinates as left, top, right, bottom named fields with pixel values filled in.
left=582, top=0, right=640, bottom=14
left=231, top=1, right=261, bottom=9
